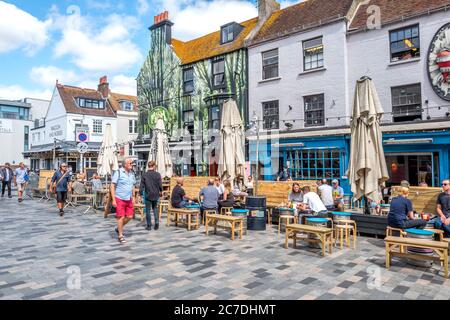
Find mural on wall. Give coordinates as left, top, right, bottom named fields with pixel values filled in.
left=428, top=22, right=450, bottom=101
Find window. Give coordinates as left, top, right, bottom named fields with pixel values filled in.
left=212, top=59, right=225, bottom=88
left=262, top=49, right=279, bottom=80
left=24, top=126, right=29, bottom=152
left=77, top=98, right=105, bottom=109
left=304, top=94, right=325, bottom=127
left=183, top=110, right=194, bottom=125
left=209, top=106, right=220, bottom=130
left=0, top=106, right=30, bottom=120
left=285, top=149, right=341, bottom=180
left=221, top=24, right=234, bottom=44
left=390, top=25, right=420, bottom=62
left=183, top=68, right=194, bottom=94
left=391, top=84, right=422, bottom=122
left=303, top=37, right=324, bottom=71
left=129, top=120, right=137, bottom=134
left=93, top=120, right=103, bottom=133
left=262, top=100, right=279, bottom=130
left=128, top=143, right=135, bottom=156
left=120, top=101, right=133, bottom=111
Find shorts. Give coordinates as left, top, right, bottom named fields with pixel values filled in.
left=17, top=183, right=26, bottom=192
left=57, top=191, right=68, bottom=203
left=115, top=197, right=134, bottom=218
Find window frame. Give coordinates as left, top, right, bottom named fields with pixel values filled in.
left=391, top=83, right=422, bottom=122
left=212, top=58, right=226, bottom=89
left=303, top=37, right=324, bottom=71
left=93, top=119, right=103, bottom=134
left=77, top=98, right=105, bottom=110
left=183, top=67, right=195, bottom=94
left=389, top=24, right=420, bottom=63
left=208, top=105, right=221, bottom=130
left=304, top=93, right=325, bottom=127
left=262, top=48, right=279, bottom=80
left=262, top=100, right=279, bottom=130
left=221, top=23, right=234, bottom=44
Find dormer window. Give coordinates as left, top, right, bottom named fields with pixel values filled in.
left=120, top=100, right=134, bottom=111
left=220, top=22, right=243, bottom=45
left=77, top=98, right=105, bottom=109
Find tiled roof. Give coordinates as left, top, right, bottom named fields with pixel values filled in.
left=171, top=18, right=258, bottom=65
left=56, top=84, right=137, bottom=117
left=349, top=0, right=450, bottom=31
left=250, top=0, right=355, bottom=45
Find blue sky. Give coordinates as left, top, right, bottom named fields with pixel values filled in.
left=0, top=0, right=298, bottom=100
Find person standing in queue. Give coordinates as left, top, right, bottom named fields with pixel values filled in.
left=50, top=163, right=72, bottom=217
left=140, top=161, right=163, bottom=231
left=111, top=158, right=136, bottom=244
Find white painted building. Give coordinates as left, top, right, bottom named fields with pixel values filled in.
left=247, top=0, right=450, bottom=189
left=26, top=77, right=137, bottom=173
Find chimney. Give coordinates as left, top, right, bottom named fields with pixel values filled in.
left=149, top=10, right=174, bottom=45
left=245, top=0, right=280, bottom=45
left=98, top=76, right=110, bottom=99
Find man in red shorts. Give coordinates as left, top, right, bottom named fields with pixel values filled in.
left=111, top=158, right=136, bottom=244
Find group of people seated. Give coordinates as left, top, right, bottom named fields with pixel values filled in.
left=387, top=179, right=450, bottom=238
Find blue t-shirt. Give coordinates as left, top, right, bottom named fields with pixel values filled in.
left=112, top=168, right=136, bottom=201
left=14, top=168, right=28, bottom=184
left=388, top=196, right=413, bottom=226
left=52, top=171, right=71, bottom=192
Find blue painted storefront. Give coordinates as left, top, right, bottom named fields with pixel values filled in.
left=249, top=129, right=450, bottom=194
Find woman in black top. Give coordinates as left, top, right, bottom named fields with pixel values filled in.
left=218, top=180, right=234, bottom=210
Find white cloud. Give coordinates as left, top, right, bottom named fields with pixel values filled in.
left=0, top=85, right=52, bottom=101
left=0, top=1, right=50, bottom=55
left=137, top=0, right=150, bottom=15
left=52, top=9, right=142, bottom=72
left=156, top=0, right=258, bottom=41
left=30, top=66, right=80, bottom=88
left=111, top=75, right=137, bottom=96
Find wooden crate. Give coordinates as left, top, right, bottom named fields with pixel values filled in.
left=256, top=181, right=317, bottom=207
left=391, top=186, right=441, bottom=214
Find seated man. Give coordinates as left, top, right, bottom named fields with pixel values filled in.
left=298, top=186, right=328, bottom=218
left=199, top=179, right=220, bottom=220
left=435, top=179, right=450, bottom=238
left=318, top=179, right=334, bottom=211
left=332, top=179, right=345, bottom=211
left=171, top=177, right=193, bottom=208
left=387, top=187, right=426, bottom=230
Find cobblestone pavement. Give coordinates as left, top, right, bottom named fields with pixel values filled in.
left=0, top=195, right=449, bottom=300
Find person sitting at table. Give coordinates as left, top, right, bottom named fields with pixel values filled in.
left=435, top=179, right=450, bottom=238
left=288, top=183, right=303, bottom=215
left=218, top=180, right=235, bottom=211
left=232, top=176, right=248, bottom=198
left=298, top=186, right=328, bottom=218
left=199, top=179, right=219, bottom=220
left=387, top=187, right=426, bottom=230
left=91, top=173, right=103, bottom=191
left=245, top=176, right=254, bottom=196
left=171, top=177, right=194, bottom=208
left=332, top=179, right=345, bottom=211
left=214, top=177, right=225, bottom=200
left=318, top=179, right=334, bottom=211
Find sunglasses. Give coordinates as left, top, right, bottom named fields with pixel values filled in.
left=443, top=183, right=449, bottom=186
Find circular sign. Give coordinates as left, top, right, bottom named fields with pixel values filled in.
left=77, top=132, right=88, bottom=142
left=428, top=22, right=450, bottom=101
left=77, top=142, right=89, bottom=154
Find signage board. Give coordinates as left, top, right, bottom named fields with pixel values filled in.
left=76, top=125, right=89, bottom=143
left=0, top=119, right=13, bottom=133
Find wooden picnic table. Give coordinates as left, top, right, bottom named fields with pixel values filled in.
left=205, top=214, right=244, bottom=241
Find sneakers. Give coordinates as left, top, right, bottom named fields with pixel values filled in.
left=18, top=198, right=23, bottom=203
left=145, top=225, right=152, bottom=231
left=154, top=224, right=159, bottom=231
left=59, top=209, right=64, bottom=217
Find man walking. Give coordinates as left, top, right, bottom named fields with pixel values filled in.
left=1, top=163, right=13, bottom=198
left=50, top=163, right=72, bottom=216
left=14, top=162, right=28, bottom=202
left=111, top=158, right=136, bottom=244
left=436, top=179, right=450, bottom=238
left=140, top=161, right=162, bottom=231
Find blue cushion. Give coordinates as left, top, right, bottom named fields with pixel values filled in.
left=331, top=212, right=352, bottom=216
left=307, top=218, right=328, bottom=223
left=279, top=207, right=295, bottom=212
left=405, top=228, right=434, bottom=236
left=186, top=205, right=200, bottom=209
left=231, top=209, right=249, bottom=213
left=380, top=204, right=390, bottom=208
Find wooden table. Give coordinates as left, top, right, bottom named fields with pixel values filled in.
left=285, top=224, right=334, bottom=256
left=205, top=214, right=244, bottom=241
left=167, top=208, right=200, bottom=231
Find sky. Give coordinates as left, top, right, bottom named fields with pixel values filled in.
left=0, top=0, right=299, bottom=101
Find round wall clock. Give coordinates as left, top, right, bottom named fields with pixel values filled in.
left=428, top=22, right=450, bottom=101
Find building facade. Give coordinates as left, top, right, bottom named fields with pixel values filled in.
left=247, top=0, right=450, bottom=190
left=135, top=4, right=279, bottom=176
left=25, top=77, right=137, bottom=173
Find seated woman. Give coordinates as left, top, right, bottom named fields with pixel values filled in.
left=387, top=187, right=427, bottom=229
left=218, top=180, right=235, bottom=211
left=288, top=183, right=303, bottom=215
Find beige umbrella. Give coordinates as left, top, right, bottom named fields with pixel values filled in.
left=148, top=118, right=173, bottom=178
left=218, top=99, right=246, bottom=182
left=97, top=123, right=119, bottom=177
left=348, top=77, right=389, bottom=204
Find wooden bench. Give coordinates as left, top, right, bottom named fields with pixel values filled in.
left=166, top=207, right=200, bottom=231
left=384, top=236, right=449, bottom=278
left=285, top=224, right=334, bottom=256
left=134, top=203, right=145, bottom=222
left=205, top=214, right=244, bottom=241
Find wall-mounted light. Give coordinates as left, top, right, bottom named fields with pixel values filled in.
left=288, top=105, right=293, bottom=111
